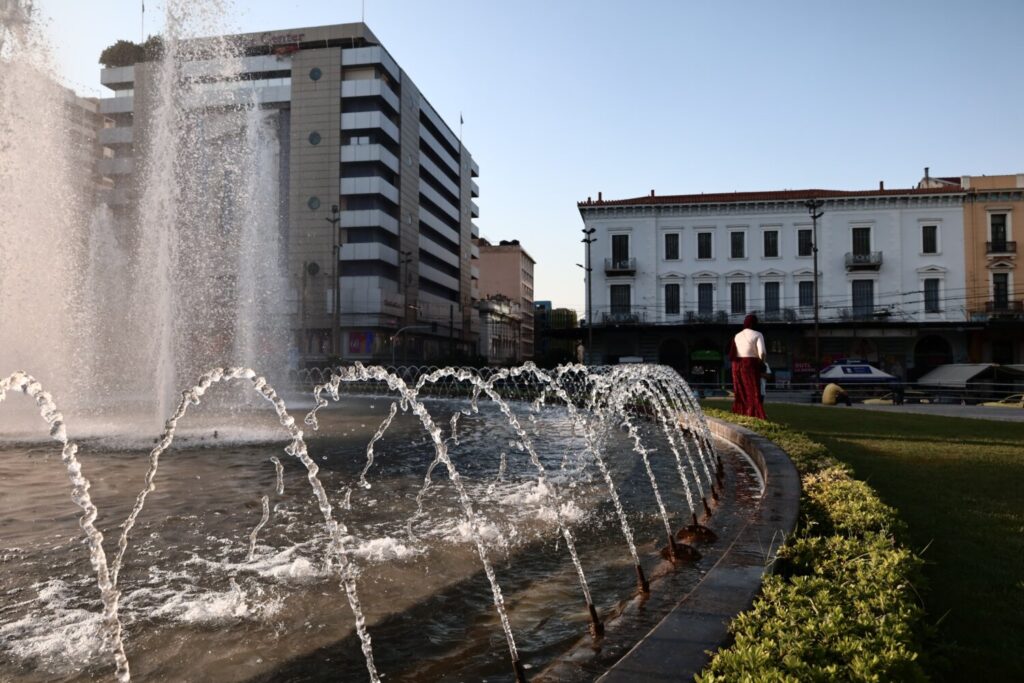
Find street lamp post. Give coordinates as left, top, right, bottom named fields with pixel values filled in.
left=328, top=204, right=342, bottom=358
left=580, top=227, right=596, bottom=364
left=391, top=324, right=434, bottom=365
left=804, top=199, right=825, bottom=387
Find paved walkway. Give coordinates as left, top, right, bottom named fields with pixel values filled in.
left=768, top=399, right=1024, bottom=423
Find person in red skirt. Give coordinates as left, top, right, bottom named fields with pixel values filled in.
left=729, top=314, right=767, bottom=419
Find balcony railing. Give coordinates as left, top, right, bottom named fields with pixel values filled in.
left=986, top=241, right=1017, bottom=255
left=600, top=311, right=646, bottom=325
left=985, top=300, right=1023, bottom=314
left=604, top=257, right=636, bottom=275
left=844, top=251, right=883, bottom=269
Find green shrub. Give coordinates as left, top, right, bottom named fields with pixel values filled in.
left=697, top=412, right=928, bottom=682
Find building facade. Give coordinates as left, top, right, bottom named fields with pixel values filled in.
left=960, top=174, right=1024, bottom=364
left=474, top=238, right=535, bottom=360
left=476, top=295, right=522, bottom=364
left=578, top=185, right=974, bottom=384
left=98, top=23, right=481, bottom=365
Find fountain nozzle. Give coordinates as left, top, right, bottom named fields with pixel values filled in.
left=587, top=601, right=605, bottom=638
left=702, top=496, right=713, bottom=518
left=635, top=563, right=650, bottom=594
left=513, top=657, right=528, bottom=683
left=677, top=512, right=718, bottom=544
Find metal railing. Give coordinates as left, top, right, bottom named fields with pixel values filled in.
left=844, top=251, right=883, bottom=268
left=604, top=257, right=636, bottom=274
left=985, top=300, right=1023, bottom=314
left=600, top=310, right=646, bottom=325
left=986, top=241, right=1017, bottom=254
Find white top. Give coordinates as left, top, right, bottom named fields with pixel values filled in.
left=733, top=328, right=766, bottom=359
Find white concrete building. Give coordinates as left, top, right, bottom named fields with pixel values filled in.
left=577, top=186, right=969, bottom=382
left=579, top=187, right=967, bottom=326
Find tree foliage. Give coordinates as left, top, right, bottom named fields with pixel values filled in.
left=99, top=36, right=164, bottom=67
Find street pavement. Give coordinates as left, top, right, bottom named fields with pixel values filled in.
left=766, top=397, right=1024, bottom=423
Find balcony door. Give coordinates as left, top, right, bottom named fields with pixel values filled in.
left=990, top=214, right=1007, bottom=249
left=852, top=227, right=871, bottom=256
left=993, top=273, right=1009, bottom=308
left=852, top=280, right=874, bottom=316
left=610, top=284, right=631, bottom=316
left=611, top=234, right=629, bottom=268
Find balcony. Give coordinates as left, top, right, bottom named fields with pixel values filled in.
left=342, top=143, right=399, bottom=174
left=97, top=157, right=134, bottom=176
left=986, top=241, right=1017, bottom=255
left=341, top=78, right=400, bottom=113
left=985, top=300, right=1023, bottom=315
left=340, top=209, right=399, bottom=235
left=340, top=176, right=399, bottom=204
left=756, top=307, right=798, bottom=323
left=341, top=112, right=400, bottom=144
left=600, top=310, right=646, bottom=325
left=604, top=257, right=636, bottom=275
left=99, top=96, right=134, bottom=115
left=844, top=251, right=883, bottom=270
left=98, top=126, right=133, bottom=146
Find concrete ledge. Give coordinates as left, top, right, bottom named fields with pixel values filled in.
left=597, top=417, right=800, bottom=682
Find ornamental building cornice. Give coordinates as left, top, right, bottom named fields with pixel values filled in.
left=579, top=192, right=965, bottom=219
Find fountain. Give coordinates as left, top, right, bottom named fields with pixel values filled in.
left=0, top=363, right=765, bottom=682
left=0, top=2, right=773, bottom=681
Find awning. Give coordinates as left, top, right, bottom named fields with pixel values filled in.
left=917, top=364, right=1024, bottom=387
left=819, top=359, right=896, bottom=383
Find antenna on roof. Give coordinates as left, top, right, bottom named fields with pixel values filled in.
left=361, top=0, right=365, bottom=23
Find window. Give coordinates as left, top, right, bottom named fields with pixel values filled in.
left=698, top=283, right=713, bottom=314
left=664, top=233, right=680, bottom=260
left=798, top=281, right=814, bottom=308
left=764, top=282, right=780, bottom=313
left=924, top=279, right=940, bottom=313
left=922, top=225, right=938, bottom=254
left=697, top=232, right=713, bottom=260
left=730, top=282, right=746, bottom=315
left=763, top=230, right=779, bottom=258
left=610, top=284, right=631, bottom=315
left=611, top=234, right=629, bottom=266
left=665, top=283, right=680, bottom=315
left=990, top=213, right=1008, bottom=249
left=852, top=227, right=871, bottom=256
left=852, top=280, right=874, bottom=316
left=730, top=231, right=746, bottom=259
left=993, top=272, right=1009, bottom=307
left=797, top=229, right=813, bottom=256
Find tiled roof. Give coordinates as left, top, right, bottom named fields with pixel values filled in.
left=578, top=185, right=964, bottom=208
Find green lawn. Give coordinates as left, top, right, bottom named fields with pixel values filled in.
left=704, top=400, right=1024, bottom=682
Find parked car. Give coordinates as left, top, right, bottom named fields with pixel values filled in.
left=979, top=394, right=1024, bottom=408
left=863, top=390, right=933, bottom=405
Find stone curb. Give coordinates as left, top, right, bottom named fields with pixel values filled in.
left=596, top=417, right=801, bottom=682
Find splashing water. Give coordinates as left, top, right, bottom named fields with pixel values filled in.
left=2, top=361, right=728, bottom=681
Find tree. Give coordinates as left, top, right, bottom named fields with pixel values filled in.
left=98, top=36, right=164, bottom=67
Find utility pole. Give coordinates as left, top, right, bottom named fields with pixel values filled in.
left=328, top=204, right=341, bottom=358
left=804, top=199, right=825, bottom=387
left=580, top=226, right=596, bottom=364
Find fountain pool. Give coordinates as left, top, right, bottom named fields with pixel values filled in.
left=0, top=364, right=763, bottom=682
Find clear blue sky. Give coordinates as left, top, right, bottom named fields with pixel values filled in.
left=39, top=0, right=1024, bottom=310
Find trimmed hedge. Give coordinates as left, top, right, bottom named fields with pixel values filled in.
left=697, top=409, right=928, bottom=682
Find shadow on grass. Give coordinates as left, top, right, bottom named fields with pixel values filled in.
left=732, top=405, right=1024, bottom=682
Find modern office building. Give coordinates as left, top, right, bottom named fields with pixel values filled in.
left=578, top=183, right=973, bottom=382
left=61, top=86, right=113, bottom=203
left=98, top=23, right=481, bottom=364
left=474, top=237, right=535, bottom=360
